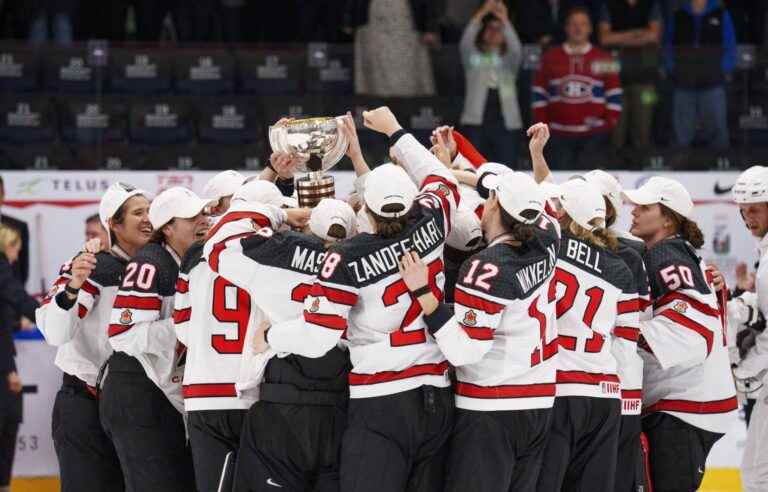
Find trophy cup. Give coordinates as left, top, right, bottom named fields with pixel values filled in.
left=268, top=117, right=348, bottom=208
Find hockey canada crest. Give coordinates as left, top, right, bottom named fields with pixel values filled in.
left=462, top=310, right=478, bottom=326
left=119, top=309, right=133, bottom=325
left=673, top=301, right=688, bottom=314
left=435, top=184, right=451, bottom=198
left=309, top=297, right=320, bottom=313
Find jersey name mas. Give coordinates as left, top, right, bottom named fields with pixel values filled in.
left=639, top=238, right=737, bottom=432
left=267, top=133, right=459, bottom=399
left=552, top=233, right=640, bottom=400
left=37, top=250, right=127, bottom=387
left=423, top=214, right=561, bottom=411
left=108, top=242, right=185, bottom=412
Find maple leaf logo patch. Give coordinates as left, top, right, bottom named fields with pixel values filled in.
left=462, top=310, right=478, bottom=326
left=309, top=297, right=320, bottom=313
left=673, top=301, right=688, bottom=314
left=119, top=309, right=133, bottom=325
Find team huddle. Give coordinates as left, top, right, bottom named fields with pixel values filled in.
left=35, top=107, right=742, bottom=492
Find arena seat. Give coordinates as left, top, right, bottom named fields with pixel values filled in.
left=59, top=96, right=128, bottom=144
left=237, top=48, right=305, bottom=95
left=110, top=48, right=173, bottom=94
left=0, top=95, right=57, bottom=144
left=173, top=49, right=236, bottom=95
left=196, top=97, right=260, bottom=144
left=305, top=44, right=354, bottom=95
left=128, top=98, right=194, bottom=145
left=0, top=143, right=75, bottom=169
left=44, top=48, right=103, bottom=93
left=0, top=47, right=41, bottom=93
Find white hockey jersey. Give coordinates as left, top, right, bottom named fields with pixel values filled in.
left=37, top=247, right=130, bottom=388
left=639, top=237, right=737, bottom=433
left=267, top=133, right=460, bottom=399
left=177, top=203, right=285, bottom=411
left=108, top=242, right=185, bottom=412
left=552, top=233, right=640, bottom=401
left=422, top=214, right=561, bottom=411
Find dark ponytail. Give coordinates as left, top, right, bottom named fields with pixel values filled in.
left=661, top=206, right=705, bottom=249
left=499, top=207, right=536, bottom=243
left=368, top=204, right=410, bottom=239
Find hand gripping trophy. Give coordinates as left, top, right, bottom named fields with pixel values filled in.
left=269, top=117, right=349, bottom=208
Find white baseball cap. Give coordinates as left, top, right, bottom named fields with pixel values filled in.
left=447, top=206, right=482, bottom=251
left=233, top=180, right=288, bottom=208
left=363, top=164, right=418, bottom=219
left=149, top=187, right=214, bottom=229
left=202, top=170, right=246, bottom=201
left=309, top=199, right=356, bottom=242
left=732, top=165, right=768, bottom=204
left=622, top=176, right=694, bottom=219
left=484, top=171, right=545, bottom=224
left=559, top=179, right=606, bottom=231
left=99, top=182, right=148, bottom=231
left=583, top=170, right=622, bottom=214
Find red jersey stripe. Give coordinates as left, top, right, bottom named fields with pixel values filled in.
left=176, top=278, right=189, bottom=294
left=108, top=323, right=133, bottom=337
left=461, top=325, right=494, bottom=340
left=654, top=291, right=719, bottom=318
left=558, top=335, right=577, bottom=351
left=113, top=295, right=162, bottom=311
left=659, top=309, right=714, bottom=355
left=349, top=361, right=449, bottom=386
left=454, top=288, right=505, bottom=315
left=81, top=280, right=99, bottom=296
left=643, top=396, right=738, bottom=415
left=77, top=303, right=88, bottom=319
left=617, top=299, right=640, bottom=314
left=208, top=232, right=254, bottom=273
left=183, top=383, right=237, bottom=399
left=556, top=370, right=620, bottom=385
left=304, top=311, right=347, bottom=331
left=310, top=283, right=358, bottom=306
left=622, top=389, right=642, bottom=400
left=614, top=326, right=640, bottom=342
left=456, top=382, right=556, bottom=399
left=174, top=307, right=191, bottom=324
left=206, top=211, right=271, bottom=241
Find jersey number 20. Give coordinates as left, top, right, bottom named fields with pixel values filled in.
left=383, top=258, right=444, bottom=347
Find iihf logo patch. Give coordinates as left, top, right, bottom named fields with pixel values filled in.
left=309, top=297, right=320, bottom=313
left=462, top=310, right=478, bottom=326
left=673, top=301, right=688, bottom=314
left=119, top=309, right=133, bottom=325
left=436, top=184, right=450, bottom=198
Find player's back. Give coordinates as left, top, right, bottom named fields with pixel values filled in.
left=553, top=233, right=636, bottom=400
left=334, top=198, right=451, bottom=398
left=452, top=215, right=560, bottom=411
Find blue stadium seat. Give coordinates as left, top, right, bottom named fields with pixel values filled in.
left=129, top=98, right=194, bottom=145
left=44, top=48, right=103, bottom=93
left=59, top=96, right=128, bottom=144
left=197, top=97, right=259, bottom=144
left=305, top=44, right=353, bottom=95
left=238, top=49, right=305, bottom=95
left=110, top=49, right=173, bottom=94
left=173, top=49, right=236, bottom=95
left=0, top=96, right=57, bottom=144
left=0, top=47, right=41, bottom=93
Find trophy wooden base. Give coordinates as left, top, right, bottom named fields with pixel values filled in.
left=296, top=174, right=335, bottom=208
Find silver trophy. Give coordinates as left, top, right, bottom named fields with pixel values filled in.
left=268, top=117, right=348, bottom=208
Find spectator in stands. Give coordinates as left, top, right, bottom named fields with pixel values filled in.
left=599, top=0, right=662, bottom=149
left=532, top=7, right=622, bottom=168
left=664, top=0, right=736, bottom=149
left=517, top=0, right=602, bottom=45
left=84, top=214, right=108, bottom=251
left=26, top=0, right=76, bottom=45
left=0, top=224, right=38, bottom=492
left=460, top=0, right=523, bottom=167
left=348, top=0, right=438, bottom=96
left=0, top=178, right=29, bottom=286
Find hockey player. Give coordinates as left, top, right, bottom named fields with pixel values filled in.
left=581, top=169, right=651, bottom=492
left=535, top=179, right=639, bottom=492
left=200, top=196, right=352, bottom=492
left=37, top=182, right=151, bottom=492
left=399, top=170, right=560, bottom=492
left=622, top=177, right=737, bottom=491
left=100, top=187, right=213, bottom=492
left=730, top=166, right=768, bottom=492
left=257, top=106, right=459, bottom=492
left=202, top=170, right=247, bottom=217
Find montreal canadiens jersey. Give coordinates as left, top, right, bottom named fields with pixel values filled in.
left=553, top=233, right=639, bottom=400
left=639, top=237, right=737, bottom=433
left=108, top=242, right=185, bottom=412
left=613, top=236, right=651, bottom=415
left=423, top=214, right=561, bottom=411
left=37, top=248, right=128, bottom=387
left=267, top=132, right=460, bottom=399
